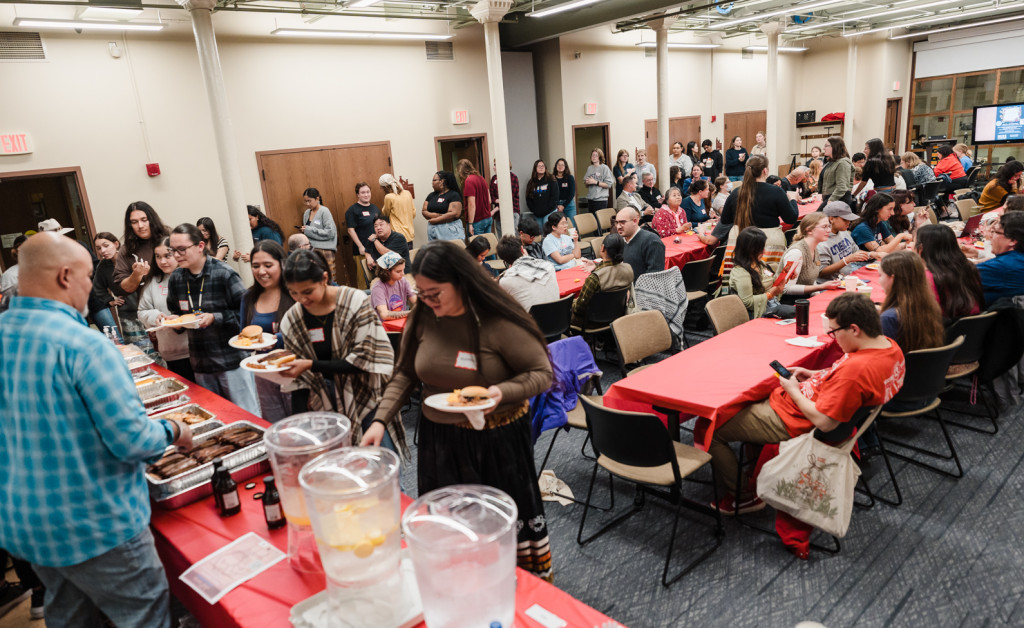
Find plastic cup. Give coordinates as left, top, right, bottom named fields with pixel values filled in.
left=845, top=276, right=859, bottom=293
left=403, top=485, right=518, bottom=628
left=264, top=412, right=351, bottom=572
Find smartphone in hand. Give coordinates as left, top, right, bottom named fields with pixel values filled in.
left=769, top=360, right=793, bottom=379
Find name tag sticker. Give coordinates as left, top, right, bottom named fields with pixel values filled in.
left=454, top=351, right=477, bottom=371
left=309, top=328, right=326, bottom=343
left=178, top=300, right=189, bottom=311
left=362, top=211, right=370, bottom=217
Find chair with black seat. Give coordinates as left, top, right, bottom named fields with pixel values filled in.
left=529, top=295, right=574, bottom=343
left=784, top=227, right=798, bottom=246
left=705, top=294, right=749, bottom=335
left=917, top=180, right=941, bottom=208
left=706, top=245, right=727, bottom=296
left=568, top=287, right=630, bottom=357
left=878, top=335, right=965, bottom=479
left=900, top=167, right=918, bottom=189
left=576, top=395, right=724, bottom=587
left=941, top=311, right=999, bottom=433
left=680, top=256, right=714, bottom=347
left=536, top=373, right=603, bottom=477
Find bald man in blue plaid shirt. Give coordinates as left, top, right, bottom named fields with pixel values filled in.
left=0, top=232, right=192, bottom=627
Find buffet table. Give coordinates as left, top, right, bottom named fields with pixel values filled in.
left=148, top=367, right=619, bottom=628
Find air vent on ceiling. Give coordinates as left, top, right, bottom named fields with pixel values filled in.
left=0, top=32, right=46, bottom=61
left=644, top=47, right=656, bottom=58
left=425, top=41, right=453, bottom=61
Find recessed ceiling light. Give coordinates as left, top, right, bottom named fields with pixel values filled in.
left=12, top=18, right=164, bottom=31
left=528, top=0, right=603, bottom=19
left=271, top=28, right=453, bottom=40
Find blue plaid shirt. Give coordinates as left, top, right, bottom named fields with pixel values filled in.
left=0, top=297, right=175, bottom=567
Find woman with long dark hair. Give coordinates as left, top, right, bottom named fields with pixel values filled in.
left=553, top=158, right=577, bottom=225
left=196, top=217, right=229, bottom=261
left=686, top=140, right=702, bottom=167
left=669, top=165, right=685, bottom=195
left=978, top=161, right=1024, bottom=212
left=819, top=136, right=855, bottom=205
left=526, top=159, right=559, bottom=226
left=423, top=170, right=465, bottom=242
left=720, top=155, right=798, bottom=270
left=729, top=226, right=793, bottom=318
left=851, top=192, right=912, bottom=253
left=915, top=224, right=984, bottom=319
left=571, top=232, right=633, bottom=326
left=887, top=189, right=928, bottom=236
left=112, top=201, right=170, bottom=358
left=138, top=236, right=192, bottom=380
left=241, top=240, right=296, bottom=421
left=361, top=241, right=554, bottom=580
left=240, top=205, right=284, bottom=249
left=300, top=186, right=338, bottom=283
left=855, top=137, right=898, bottom=197
left=877, top=251, right=944, bottom=353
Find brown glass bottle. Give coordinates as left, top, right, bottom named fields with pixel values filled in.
left=211, top=458, right=241, bottom=517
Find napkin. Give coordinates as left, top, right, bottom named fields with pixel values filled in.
left=465, top=409, right=487, bottom=430
left=785, top=336, right=825, bottom=348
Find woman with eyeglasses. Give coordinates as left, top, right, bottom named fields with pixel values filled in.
left=279, top=249, right=403, bottom=452
left=111, top=201, right=171, bottom=359
left=137, top=237, right=192, bottom=380
left=361, top=240, right=555, bottom=580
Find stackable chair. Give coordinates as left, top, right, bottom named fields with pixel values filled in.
left=529, top=295, right=575, bottom=344
left=705, top=295, right=749, bottom=335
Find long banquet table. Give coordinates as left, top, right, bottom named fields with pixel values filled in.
left=602, top=265, right=886, bottom=451
left=148, top=366, right=618, bottom=628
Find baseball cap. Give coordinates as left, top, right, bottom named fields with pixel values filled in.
left=38, top=219, right=74, bottom=235
left=822, top=201, right=859, bottom=221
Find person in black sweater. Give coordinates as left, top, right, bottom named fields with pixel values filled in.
left=526, top=159, right=559, bottom=226
left=616, top=207, right=665, bottom=279
left=638, top=171, right=665, bottom=209
left=721, top=155, right=799, bottom=267
left=700, top=139, right=724, bottom=182
left=854, top=137, right=897, bottom=196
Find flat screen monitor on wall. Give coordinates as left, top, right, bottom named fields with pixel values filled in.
left=973, top=102, right=1024, bottom=145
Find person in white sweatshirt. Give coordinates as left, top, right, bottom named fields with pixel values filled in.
left=137, top=236, right=192, bottom=380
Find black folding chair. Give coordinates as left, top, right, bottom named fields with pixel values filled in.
left=529, top=295, right=574, bottom=344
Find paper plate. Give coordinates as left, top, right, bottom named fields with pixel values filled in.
left=423, top=392, right=497, bottom=414
left=865, top=263, right=881, bottom=270
left=228, top=333, right=277, bottom=350
left=240, top=354, right=292, bottom=374
left=161, top=317, right=202, bottom=329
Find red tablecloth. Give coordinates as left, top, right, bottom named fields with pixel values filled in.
left=149, top=367, right=617, bottom=628
left=382, top=317, right=407, bottom=333
left=603, top=267, right=885, bottom=451
left=555, top=266, right=590, bottom=297
left=662, top=233, right=711, bottom=271
left=781, top=198, right=822, bottom=229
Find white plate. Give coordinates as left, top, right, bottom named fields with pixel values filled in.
left=228, top=333, right=277, bottom=350
left=423, top=392, right=497, bottom=414
left=865, top=263, right=881, bottom=270
left=161, top=317, right=202, bottom=329
left=240, top=354, right=293, bottom=374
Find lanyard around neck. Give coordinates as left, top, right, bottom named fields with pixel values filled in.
left=187, top=273, right=206, bottom=313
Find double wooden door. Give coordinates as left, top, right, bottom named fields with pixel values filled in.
left=256, top=142, right=393, bottom=286
left=723, top=111, right=767, bottom=154
left=644, top=116, right=701, bottom=183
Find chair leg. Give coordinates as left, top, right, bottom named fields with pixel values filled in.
left=580, top=432, right=596, bottom=461
left=577, top=466, right=639, bottom=546
left=943, top=382, right=999, bottom=434
left=856, top=439, right=903, bottom=507
left=537, top=427, right=562, bottom=479
left=880, top=410, right=964, bottom=479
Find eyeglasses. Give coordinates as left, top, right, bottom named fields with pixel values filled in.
left=170, top=243, right=198, bottom=256
left=826, top=325, right=851, bottom=340
left=414, top=288, right=445, bottom=303
left=613, top=219, right=630, bottom=225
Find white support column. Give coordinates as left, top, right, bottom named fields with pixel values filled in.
left=652, top=16, right=676, bottom=188
left=176, top=0, right=253, bottom=283
left=471, top=0, right=515, bottom=237
left=845, top=38, right=859, bottom=148
left=760, top=21, right=782, bottom=171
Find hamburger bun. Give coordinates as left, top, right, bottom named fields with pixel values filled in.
left=447, top=386, right=491, bottom=406
left=240, top=325, right=263, bottom=341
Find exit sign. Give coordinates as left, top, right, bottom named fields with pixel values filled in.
left=0, top=133, right=32, bottom=155
left=584, top=103, right=598, bottom=115
left=452, top=110, right=470, bottom=125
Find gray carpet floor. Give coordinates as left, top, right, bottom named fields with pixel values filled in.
left=396, top=329, right=1024, bottom=628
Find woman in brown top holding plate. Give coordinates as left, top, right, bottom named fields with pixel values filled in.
left=362, top=240, right=555, bottom=580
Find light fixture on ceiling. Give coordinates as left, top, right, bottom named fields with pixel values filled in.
left=743, top=45, right=808, bottom=52
left=347, top=0, right=382, bottom=7
left=889, top=12, right=1024, bottom=39
left=12, top=18, right=164, bottom=31
left=528, top=0, right=603, bottom=19
left=77, top=7, right=144, bottom=20
left=786, top=0, right=962, bottom=33
left=844, top=2, right=1022, bottom=36
left=636, top=42, right=722, bottom=49
left=711, top=0, right=845, bottom=29
left=271, top=28, right=453, bottom=40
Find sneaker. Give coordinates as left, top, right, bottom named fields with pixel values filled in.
left=29, top=587, right=44, bottom=620
left=0, top=582, right=31, bottom=619
left=711, top=493, right=766, bottom=516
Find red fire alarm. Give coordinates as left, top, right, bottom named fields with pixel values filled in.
left=711, top=115, right=717, bottom=122
left=146, top=163, right=161, bottom=177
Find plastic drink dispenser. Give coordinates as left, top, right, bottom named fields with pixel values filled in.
left=264, top=412, right=351, bottom=572
left=402, top=485, right=518, bottom=628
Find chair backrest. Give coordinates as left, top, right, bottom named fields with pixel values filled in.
left=586, top=235, right=606, bottom=257
left=360, top=257, right=373, bottom=286
left=386, top=331, right=402, bottom=357
left=409, top=247, right=418, bottom=263
left=480, top=232, right=499, bottom=256
left=784, top=227, right=798, bottom=246
left=450, top=238, right=467, bottom=249
left=947, top=311, right=998, bottom=366
left=681, top=256, right=713, bottom=295
left=955, top=198, right=978, bottom=218
left=582, top=287, right=630, bottom=328
left=814, top=404, right=882, bottom=446
left=707, top=245, right=727, bottom=292
left=611, top=310, right=673, bottom=375
left=529, top=294, right=575, bottom=342
left=891, top=335, right=964, bottom=403
left=919, top=180, right=941, bottom=202
left=596, top=208, right=617, bottom=233
left=580, top=396, right=679, bottom=478
left=977, top=306, right=1024, bottom=382
left=919, top=206, right=938, bottom=225
left=705, top=294, right=749, bottom=335
left=900, top=168, right=918, bottom=188
left=575, top=212, right=600, bottom=239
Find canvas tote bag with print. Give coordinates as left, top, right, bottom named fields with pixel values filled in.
left=755, top=430, right=860, bottom=538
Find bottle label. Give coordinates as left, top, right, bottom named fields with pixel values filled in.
left=264, top=503, right=283, bottom=521
left=222, top=490, right=240, bottom=510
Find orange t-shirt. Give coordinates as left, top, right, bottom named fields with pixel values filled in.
left=769, top=341, right=906, bottom=438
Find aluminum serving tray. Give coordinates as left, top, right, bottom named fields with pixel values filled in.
left=150, top=404, right=220, bottom=436
left=125, top=354, right=155, bottom=376
left=138, top=378, right=190, bottom=413
left=147, top=420, right=268, bottom=509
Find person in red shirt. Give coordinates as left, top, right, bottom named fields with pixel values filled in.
left=457, top=159, right=492, bottom=237
left=933, top=144, right=968, bottom=213
left=708, top=293, right=905, bottom=557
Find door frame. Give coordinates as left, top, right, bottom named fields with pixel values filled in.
left=885, top=97, right=903, bottom=154
left=434, top=133, right=490, bottom=180
left=571, top=122, right=611, bottom=179
left=0, top=166, right=96, bottom=238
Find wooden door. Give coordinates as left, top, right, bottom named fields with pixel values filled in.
left=256, top=141, right=393, bottom=287
left=644, top=116, right=702, bottom=172
left=572, top=123, right=610, bottom=192
left=724, top=110, right=767, bottom=152
left=435, top=134, right=490, bottom=180
left=884, top=98, right=902, bottom=154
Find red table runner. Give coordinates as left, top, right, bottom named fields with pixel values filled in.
left=555, top=266, right=591, bottom=297
left=662, top=233, right=711, bottom=271
left=603, top=267, right=885, bottom=451
left=148, top=367, right=617, bottom=628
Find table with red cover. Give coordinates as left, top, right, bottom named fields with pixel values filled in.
left=662, top=233, right=711, bottom=271
left=555, top=266, right=591, bottom=297
left=148, top=367, right=617, bottom=628
left=602, top=267, right=885, bottom=452
left=783, top=198, right=823, bottom=229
